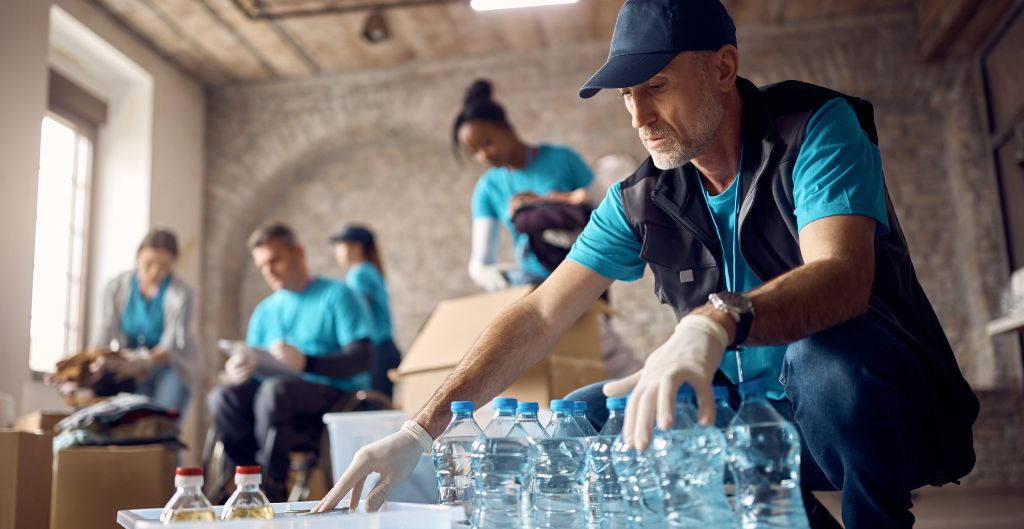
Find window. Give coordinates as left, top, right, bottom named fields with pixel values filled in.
left=28, top=70, right=106, bottom=374
left=28, top=114, right=95, bottom=373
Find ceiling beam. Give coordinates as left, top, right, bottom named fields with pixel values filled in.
left=915, top=0, right=1016, bottom=60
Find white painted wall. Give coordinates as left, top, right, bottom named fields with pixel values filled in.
left=0, top=0, right=51, bottom=421
left=0, top=0, right=205, bottom=419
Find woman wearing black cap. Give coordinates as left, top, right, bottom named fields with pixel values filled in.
left=453, top=79, right=595, bottom=291
left=331, top=225, right=401, bottom=399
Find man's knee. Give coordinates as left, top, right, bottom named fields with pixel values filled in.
left=254, top=377, right=297, bottom=422
left=207, top=385, right=233, bottom=422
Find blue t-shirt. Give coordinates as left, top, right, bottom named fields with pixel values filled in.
left=345, top=262, right=393, bottom=345
left=472, top=144, right=594, bottom=280
left=568, top=98, right=890, bottom=399
left=121, top=273, right=170, bottom=349
left=246, top=276, right=375, bottom=391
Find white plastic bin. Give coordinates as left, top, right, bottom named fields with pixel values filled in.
left=322, top=410, right=438, bottom=504
left=117, top=501, right=460, bottom=529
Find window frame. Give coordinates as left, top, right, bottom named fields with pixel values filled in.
left=28, top=71, right=105, bottom=377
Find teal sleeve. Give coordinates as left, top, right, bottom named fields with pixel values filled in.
left=345, top=266, right=372, bottom=300
left=792, top=98, right=890, bottom=235
left=471, top=174, right=499, bottom=220
left=245, top=304, right=265, bottom=348
left=562, top=147, right=594, bottom=190
left=567, top=182, right=646, bottom=281
left=333, top=285, right=375, bottom=347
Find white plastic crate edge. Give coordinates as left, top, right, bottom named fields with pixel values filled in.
left=117, top=501, right=461, bottom=529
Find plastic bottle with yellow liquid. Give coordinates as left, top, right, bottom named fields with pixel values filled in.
left=220, top=465, right=275, bottom=520
left=160, top=467, right=216, bottom=523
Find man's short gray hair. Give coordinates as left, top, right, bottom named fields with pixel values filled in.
left=247, top=222, right=298, bottom=250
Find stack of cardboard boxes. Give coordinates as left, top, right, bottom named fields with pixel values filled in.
left=1, top=410, right=176, bottom=529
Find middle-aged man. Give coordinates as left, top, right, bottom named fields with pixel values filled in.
left=315, top=1, right=978, bottom=527
left=208, top=222, right=376, bottom=501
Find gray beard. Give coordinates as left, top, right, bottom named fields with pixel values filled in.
left=646, top=84, right=724, bottom=170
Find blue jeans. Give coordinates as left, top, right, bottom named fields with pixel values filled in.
left=566, top=316, right=934, bottom=529
left=136, top=363, right=191, bottom=418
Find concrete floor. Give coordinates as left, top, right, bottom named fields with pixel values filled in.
left=815, top=487, right=1024, bottom=528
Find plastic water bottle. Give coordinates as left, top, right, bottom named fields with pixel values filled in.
left=433, top=401, right=484, bottom=521
left=574, top=400, right=600, bottom=437
left=484, top=397, right=519, bottom=437
left=675, top=385, right=699, bottom=424
left=220, top=465, right=274, bottom=520
left=471, top=435, right=531, bottom=529
left=651, top=387, right=734, bottom=528
left=712, top=386, right=738, bottom=510
left=713, top=386, right=735, bottom=429
left=160, top=467, right=215, bottom=523
left=588, top=397, right=630, bottom=529
left=513, top=402, right=547, bottom=527
left=611, top=417, right=664, bottom=528
left=516, top=402, right=549, bottom=438
left=569, top=400, right=601, bottom=528
left=726, top=379, right=810, bottom=529
left=531, top=400, right=588, bottom=529
left=547, top=399, right=586, bottom=438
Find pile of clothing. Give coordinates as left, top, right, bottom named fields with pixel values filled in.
left=53, top=393, right=181, bottom=451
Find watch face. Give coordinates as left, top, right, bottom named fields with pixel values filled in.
left=714, top=292, right=753, bottom=313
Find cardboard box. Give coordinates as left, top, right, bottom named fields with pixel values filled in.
left=14, top=410, right=71, bottom=436
left=51, top=444, right=176, bottom=529
left=0, top=430, right=53, bottom=529
left=395, top=286, right=608, bottom=411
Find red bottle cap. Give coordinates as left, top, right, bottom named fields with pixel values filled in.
left=236, top=465, right=262, bottom=475
left=175, top=467, right=203, bottom=476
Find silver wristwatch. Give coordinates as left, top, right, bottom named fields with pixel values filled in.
left=708, top=292, right=755, bottom=347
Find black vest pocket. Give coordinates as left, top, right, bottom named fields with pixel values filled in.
left=639, top=223, right=721, bottom=317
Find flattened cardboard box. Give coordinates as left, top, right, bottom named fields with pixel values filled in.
left=395, top=286, right=608, bottom=411
left=51, top=444, right=175, bottom=529
left=0, top=430, right=52, bottom=529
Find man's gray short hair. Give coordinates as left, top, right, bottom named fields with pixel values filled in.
left=247, top=222, right=298, bottom=250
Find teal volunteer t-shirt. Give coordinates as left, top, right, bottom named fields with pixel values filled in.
left=345, top=262, right=394, bottom=345
left=567, top=98, right=890, bottom=399
left=472, top=144, right=594, bottom=280
left=246, top=276, right=375, bottom=391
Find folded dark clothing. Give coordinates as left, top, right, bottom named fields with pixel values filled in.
left=55, top=392, right=178, bottom=433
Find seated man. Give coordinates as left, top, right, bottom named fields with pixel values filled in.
left=207, top=222, right=375, bottom=501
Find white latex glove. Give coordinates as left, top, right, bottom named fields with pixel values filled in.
left=223, top=348, right=257, bottom=385
left=603, top=314, right=729, bottom=451
left=313, top=422, right=428, bottom=513
left=270, top=341, right=306, bottom=373
left=468, top=262, right=509, bottom=292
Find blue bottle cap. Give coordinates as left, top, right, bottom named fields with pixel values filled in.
left=739, top=378, right=767, bottom=398
left=675, top=384, right=695, bottom=402
left=713, top=386, right=730, bottom=400
left=573, top=401, right=588, bottom=413
left=550, top=399, right=574, bottom=413
left=493, top=397, right=518, bottom=411
left=450, top=400, right=475, bottom=413
left=516, top=402, right=539, bottom=413
left=606, top=396, right=627, bottom=411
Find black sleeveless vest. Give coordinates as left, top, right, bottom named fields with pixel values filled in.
left=619, top=77, right=977, bottom=485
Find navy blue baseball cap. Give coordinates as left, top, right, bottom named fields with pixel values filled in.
left=579, top=0, right=737, bottom=99
left=329, top=224, right=374, bottom=246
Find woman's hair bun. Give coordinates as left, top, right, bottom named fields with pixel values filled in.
left=464, top=79, right=493, bottom=105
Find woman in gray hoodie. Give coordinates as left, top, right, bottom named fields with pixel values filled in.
left=91, top=229, right=201, bottom=416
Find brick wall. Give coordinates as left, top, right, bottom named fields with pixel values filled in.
left=202, top=11, right=1023, bottom=485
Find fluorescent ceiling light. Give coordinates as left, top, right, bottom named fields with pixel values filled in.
left=471, top=0, right=578, bottom=11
